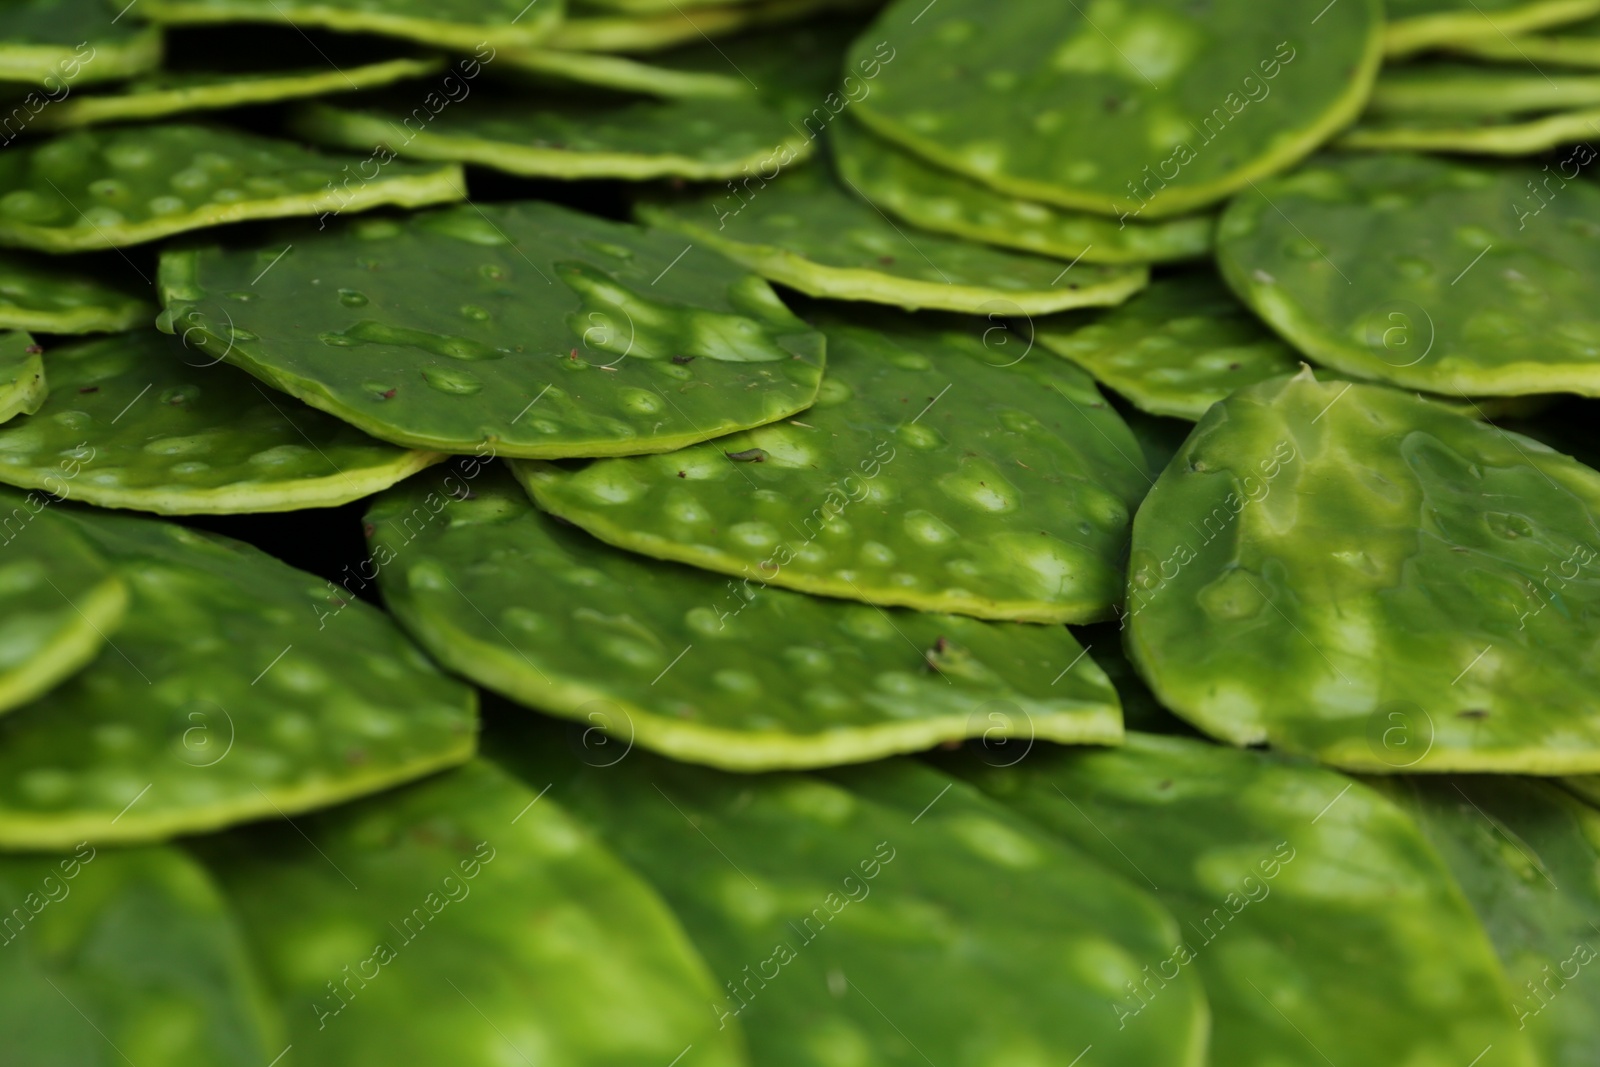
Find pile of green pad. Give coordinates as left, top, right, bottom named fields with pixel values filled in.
left=6, top=0, right=1600, bottom=1063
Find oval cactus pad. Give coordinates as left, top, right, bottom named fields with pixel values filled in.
left=159, top=202, right=826, bottom=458
left=135, top=0, right=562, bottom=52
left=519, top=308, right=1149, bottom=623
left=0, top=251, right=151, bottom=334
left=1127, top=372, right=1600, bottom=773
left=1341, top=105, right=1600, bottom=155
left=197, top=760, right=744, bottom=1067
left=1452, top=12, right=1600, bottom=64
left=0, top=507, right=476, bottom=849
left=292, top=91, right=812, bottom=182
left=954, top=734, right=1538, bottom=1067
left=0, top=330, right=43, bottom=424
left=832, top=117, right=1216, bottom=265
left=0, top=845, right=282, bottom=1067
left=0, top=0, right=162, bottom=85
left=492, top=732, right=1210, bottom=1067
left=369, top=469, right=1121, bottom=771
left=847, top=0, right=1383, bottom=218
left=1377, top=776, right=1600, bottom=1066
left=1217, top=152, right=1600, bottom=397
left=0, top=486, right=127, bottom=716
left=0, top=331, right=442, bottom=514
left=27, top=56, right=445, bottom=131
left=0, top=124, right=464, bottom=252
left=639, top=165, right=1149, bottom=314
left=1039, top=272, right=1301, bottom=420
left=1384, top=0, right=1600, bottom=56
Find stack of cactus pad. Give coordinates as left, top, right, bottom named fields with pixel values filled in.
left=7, top=0, right=1600, bottom=1064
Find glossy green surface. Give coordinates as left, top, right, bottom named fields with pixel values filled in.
left=1385, top=0, right=1600, bottom=56
left=197, top=759, right=743, bottom=1067
left=0, top=486, right=127, bottom=716
left=1217, top=153, right=1600, bottom=396
left=640, top=165, right=1149, bottom=314
left=848, top=0, right=1383, bottom=217
left=547, top=0, right=872, bottom=52
left=956, top=734, right=1538, bottom=1067
left=0, top=0, right=162, bottom=85
left=492, top=727, right=1209, bottom=1067
left=26, top=57, right=444, bottom=130
left=0, top=506, right=476, bottom=848
left=159, top=203, right=825, bottom=457
left=1039, top=272, right=1299, bottom=420
left=137, top=0, right=562, bottom=51
left=371, top=468, right=1122, bottom=770
left=0, top=252, right=149, bottom=334
left=0, top=124, right=464, bottom=252
left=0, top=330, right=43, bottom=424
left=832, top=118, right=1216, bottom=265
left=1127, top=372, right=1600, bottom=773
left=292, top=90, right=811, bottom=182
left=0, top=331, right=441, bottom=514
left=1375, top=776, right=1600, bottom=1066
left=0, top=844, right=282, bottom=1067
left=519, top=308, right=1149, bottom=623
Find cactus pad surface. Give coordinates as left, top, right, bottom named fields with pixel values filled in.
left=0, top=331, right=43, bottom=425
left=848, top=0, right=1383, bottom=217
left=832, top=118, right=1215, bottom=265
left=494, top=733, right=1210, bottom=1067
left=369, top=469, right=1122, bottom=770
left=0, top=252, right=150, bottom=333
left=0, top=0, right=162, bottom=85
left=519, top=308, right=1149, bottom=623
left=958, top=733, right=1540, bottom=1067
left=197, top=759, right=744, bottom=1067
left=639, top=165, right=1149, bottom=314
left=159, top=202, right=825, bottom=457
left=1217, top=152, right=1600, bottom=396
left=135, top=0, right=562, bottom=52
left=0, top=124, right=464, bottom=252
left=1126, top=372, right=1600, bottom=773
left=0, top=331, right=441, bottom=514
left=0, top=506, right=476, bottom=848
left=0, top=486, right=127, bottom=716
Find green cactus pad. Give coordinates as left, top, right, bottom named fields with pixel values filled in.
left=22, top=56, right=444, bottom=131
left=0, top=0, right=162, bottom=86
left=0, top=252, right=150, bottom=334
left=547, top=0, right=871, bottom=52
left=1375, top=776, right=1600, bottom=1065
left=0, top=845, right=282, bottom=1067
left=1039, top=272, right=1300, bottom=420
left=0, top=506, right=476, bottom=849
left=369, top=469, right=1122, bottom=771
left=492, top=730, right=1210, bottom=1067
left=832, top=118, right=1216, bottom=266
left=497, top=48, right=747, bottom=98
left=1367, top=62, right=1600, bottom=116
left=1341, top=107, right=1600, bottom=154
left=847, top=0, right=1383, bottom=218
left=576, top=0, right=764, bottom=12
left=196, top=759, right=743, bottom=1067
left=1216, top=152, right=1600, bottom=397
left=292, top=91, right=811, bottom=182
left=0, top=123, right=463, bottom=253
left=1126, top=372, right=1600, bottom=774
left=1452, top=14, right=1600, bottom=64
left=0, top=331, right=43, bottom=425
left=135, top=0, right=561, bottom=52
left=953, top=734, right=1538, bottom=1067
left=0, top=331, right=442, bottom=514
left=158, top=202, right=826, bottom=458
left=638, top=166, right=1149, bottom=314
left=0, top=487, right=127, bottom=716
left=518, top=308, right=1149, bottom=623
left=1385, top=0, right=1600, bottom=56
